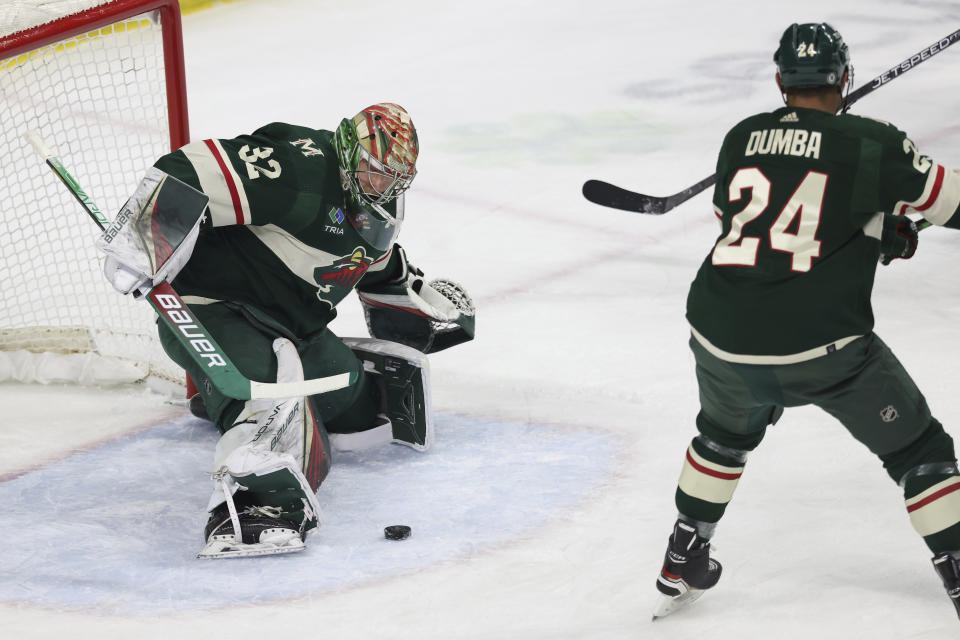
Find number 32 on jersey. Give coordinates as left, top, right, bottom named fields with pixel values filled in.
left=238, top=145, right=282, bottom=180
left=712, top=168, right=826, bottom=272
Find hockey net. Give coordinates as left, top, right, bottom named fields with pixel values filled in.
left=0, top=0, right=189, bottom=388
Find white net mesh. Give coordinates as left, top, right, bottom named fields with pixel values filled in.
left=0, top=0, right=185, bottom=385
left=0, top=1, right=119, bottom=38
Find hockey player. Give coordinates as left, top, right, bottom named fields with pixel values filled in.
left=98, top=103, right=475, bottom=558
left=654, top=24, right=960, bottom=619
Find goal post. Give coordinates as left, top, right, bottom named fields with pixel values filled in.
left=0, top=0, right=190, bottom=388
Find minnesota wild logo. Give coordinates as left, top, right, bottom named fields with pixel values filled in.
left=313, top=247, right=372, bottom=306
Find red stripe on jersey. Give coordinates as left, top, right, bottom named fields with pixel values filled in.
left=372, top=247, right=392, bottom=265
left=906, top=480, right=960, bottom=513
left=685, top=449, right=743, bottom=481
left=203, top=139, right=245, bottom=224
left=357, top=292, right=432, bottom=318
left=900, top=165, right=945, bottom=215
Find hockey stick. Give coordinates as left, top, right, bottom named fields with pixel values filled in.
left=583, top=26, right=960, bottom=214
left=24, top=132, right=356, bottom=401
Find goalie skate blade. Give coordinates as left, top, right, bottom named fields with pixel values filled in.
left=651, top=589, right=705, bottom=620
left=197, top=536, right=306, bottom=559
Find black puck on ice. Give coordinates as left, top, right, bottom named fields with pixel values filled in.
left=384, top=525, right=411, bottom=540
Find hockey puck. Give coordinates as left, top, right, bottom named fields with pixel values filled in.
left=384, top=525, right=411, bottom=540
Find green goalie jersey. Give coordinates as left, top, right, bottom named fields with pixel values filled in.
left=686, top=106, right=960, bottom=363
left=153, top=122, right=402, bottom=337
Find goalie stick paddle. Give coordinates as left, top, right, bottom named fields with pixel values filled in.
left=583, top=26, right=960, bottom=215
left=24, top=131, right=356, bottom=401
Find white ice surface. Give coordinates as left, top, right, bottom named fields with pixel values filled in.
left=2, top=0, right=960, bottom=638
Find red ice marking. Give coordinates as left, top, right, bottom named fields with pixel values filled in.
left=906, top=480, right=960, bottom=513
left=685, top=449, right=742, bottom=481
left=203, top=139, right=245, bottom=224
left=0, top=410, right=188, bottom=484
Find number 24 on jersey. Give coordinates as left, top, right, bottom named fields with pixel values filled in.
left=712, top=168, right=826, bottom=273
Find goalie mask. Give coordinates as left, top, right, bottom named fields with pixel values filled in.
left=334, top=103, right=418, bottom=250
left=774, top=23, right=852, bottom=91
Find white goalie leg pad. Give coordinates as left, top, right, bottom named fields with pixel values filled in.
left=328, top=415, right=394, bottom=452
left=342, top=337, right=433, bottom=451
left=205, top=338, right=321, bottom=527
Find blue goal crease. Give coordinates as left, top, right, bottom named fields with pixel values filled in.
left=0, top=413, right=619, bottom=614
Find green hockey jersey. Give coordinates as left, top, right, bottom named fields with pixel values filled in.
left=153, top=122, right=402, bottom=337
left=687, top=106, right=960, bottom=363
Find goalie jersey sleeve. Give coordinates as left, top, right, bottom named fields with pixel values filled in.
left=686, top=107, right=960, bottom=363
left=149, top=122, right=398, bottom=337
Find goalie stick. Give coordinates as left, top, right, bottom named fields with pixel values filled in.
left=583, top=26, right=960, bottom=215
left=24, top=131, right=356, bottom=401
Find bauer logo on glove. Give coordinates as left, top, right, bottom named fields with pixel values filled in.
left=97, top=167, right=209, bottom=295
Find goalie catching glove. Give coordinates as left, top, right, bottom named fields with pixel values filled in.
left=97, top=167, right=209, bottom=295
left=358, top=245, right=475, bottom=353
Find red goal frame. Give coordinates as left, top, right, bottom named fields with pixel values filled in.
left=0, top=0, right=190, bottom=150
left=1, top=0, right=192, bottom=392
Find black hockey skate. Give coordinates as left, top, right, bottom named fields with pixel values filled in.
left=653, top=519, right=722, bottom=619
left=198, top=502, right=306, bottom=559
left=932, top=552, right=960, bottom=619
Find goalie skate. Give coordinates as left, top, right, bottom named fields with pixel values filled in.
left=198, top=503, right=306, bottom=559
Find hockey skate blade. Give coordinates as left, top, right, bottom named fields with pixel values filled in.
left=197, top=535, right=306, bottom=559
left=652, top=589, right=705, bottom=620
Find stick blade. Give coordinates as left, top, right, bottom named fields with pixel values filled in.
left=582, top=179, right=667, bottom=214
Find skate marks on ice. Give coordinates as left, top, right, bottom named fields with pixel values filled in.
left=0, top=413, right=619, bottom=613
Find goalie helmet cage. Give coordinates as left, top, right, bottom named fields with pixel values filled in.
left=0, top=0, right=189, bottom=388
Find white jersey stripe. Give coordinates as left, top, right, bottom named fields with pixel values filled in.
left=180, top=141, right=237, bottom=227
left=690, top=326, right=863, bottom=365
left=179, top=140, right=252, bottom=227
left=249, top=224, right=340, bottom=285
left=207, top=139, right=252, bottom=225
left=894, top=163, right=960, bottom=227
left=919, top=165, right=960, bottom=226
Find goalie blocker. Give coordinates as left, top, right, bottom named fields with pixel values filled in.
left=98, top=167, right=208, bottom=296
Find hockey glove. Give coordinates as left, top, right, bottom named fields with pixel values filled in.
left=98, top=168, right=209, bottom=295
left=358, top=246, right=475, bottom=353
left=880, top=214, right=919, bottom=266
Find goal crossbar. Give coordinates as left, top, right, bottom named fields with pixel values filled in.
left=0, top=0, right=189, bottom=148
